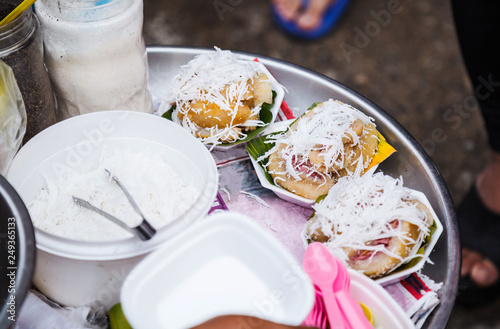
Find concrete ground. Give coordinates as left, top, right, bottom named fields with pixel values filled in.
left=142, top=0, right=497, bottom=328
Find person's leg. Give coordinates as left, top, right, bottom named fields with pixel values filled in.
left=451, top=0, right=500, bottom=303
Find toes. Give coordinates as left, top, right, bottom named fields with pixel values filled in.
left=470, top=258, right=499, bottom=288
left=461, top=248, right=483, bottom=277
left=273, top=0, right=302, bottom=21
left=297, top=0, right=336, bottom=31
left=297, top=12, right=321, bottom=31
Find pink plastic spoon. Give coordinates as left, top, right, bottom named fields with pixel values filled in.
left=303, top=286, right=329, bottom=329
left=332, top=257, right=374, bottom=329
left=303, top=243, right=347, bottom=329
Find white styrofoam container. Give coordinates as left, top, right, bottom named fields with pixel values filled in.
left=121, top=211, right=315, bottom=329
left=6, top=111, right=219, bottom=310
left=348, top=269, right=415, bottom=329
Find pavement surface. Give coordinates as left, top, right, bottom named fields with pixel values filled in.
left=142, top=0, right=496, bottom=328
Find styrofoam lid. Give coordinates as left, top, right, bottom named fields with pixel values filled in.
left=120, top=211, right=315, bottom=328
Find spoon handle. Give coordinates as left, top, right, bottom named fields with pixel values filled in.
left=336, top=290, right=373, bottom=329
left=320, top=284, right=348, bottom=329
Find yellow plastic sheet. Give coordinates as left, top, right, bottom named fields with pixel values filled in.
left=365, top=131, right=397, bottom=171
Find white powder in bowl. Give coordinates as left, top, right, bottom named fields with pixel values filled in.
left=28, top=149, right=201, bottom=242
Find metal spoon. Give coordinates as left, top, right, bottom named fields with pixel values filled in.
left=73, top=169, right=156, bottom=241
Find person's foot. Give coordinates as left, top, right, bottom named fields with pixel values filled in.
left=461, top=152, right=500, bottom=289
left=272, top=0, right=337, bottom=31
left=462, top=248, right=499, bottom=288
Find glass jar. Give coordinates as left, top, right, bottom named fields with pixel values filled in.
left=0, top=3, right=57, bottom=143
left=35, top=0, right=153, bottom=119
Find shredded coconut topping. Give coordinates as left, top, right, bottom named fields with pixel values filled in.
left=240, top=191, right=276, bottom=231
left=28, top=149, right=201, bottom=242
left=303, top=171, right=431, bottom=266
left=169, top=47, right=270, bottom=146
left=259, top=100, right=375, bottom=181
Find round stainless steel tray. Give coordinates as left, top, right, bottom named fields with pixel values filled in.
left=0, top=175, right=36, bottom=328
left=146, top=46, right=459, bottom=329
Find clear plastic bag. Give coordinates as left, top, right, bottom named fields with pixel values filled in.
left=15, top=290, right=108, bottom=329
left=0, top=59, right=27, bottom=175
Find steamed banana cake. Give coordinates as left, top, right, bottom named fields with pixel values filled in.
left=168, top=47, right=274, bottom=146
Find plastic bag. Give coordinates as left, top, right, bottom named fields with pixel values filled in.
left=0, top=59, right=26, bottom=175
left=15, top=290, right=108, bottom=329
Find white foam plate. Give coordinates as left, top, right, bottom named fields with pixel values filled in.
left=121, top=211, right=315, bottom=329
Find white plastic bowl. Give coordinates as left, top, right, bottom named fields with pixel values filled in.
left=121, top=211, right=315, bottom=329
left=6, top=111, right=219, bottom=310
left=348, top=269, right=415, bottom=329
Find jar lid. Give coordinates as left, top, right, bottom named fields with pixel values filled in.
left=0, top=7, right=36, bottom=57
left=35, top=0, right=134, bottom=23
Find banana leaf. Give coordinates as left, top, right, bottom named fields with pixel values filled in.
left=108, top=303, right=132, bottom=329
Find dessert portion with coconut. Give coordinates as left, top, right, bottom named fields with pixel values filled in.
left=257, top=100, right=394, bottom=200
left=166, top=48, right=279, bottom=147
left=302, top=171, right=435, bottom=278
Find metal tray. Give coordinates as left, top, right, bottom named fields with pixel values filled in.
left=146, top=46, right=459, bottom=329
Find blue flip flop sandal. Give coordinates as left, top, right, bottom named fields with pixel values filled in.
left=271, top=0, right=351, bottom=39
left=456, top=184, right=500, bottom=307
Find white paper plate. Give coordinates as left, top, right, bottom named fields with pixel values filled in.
left=121, top=211, right=315, bottom=329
